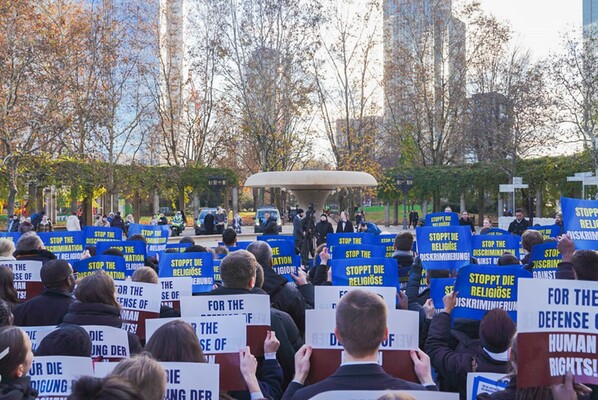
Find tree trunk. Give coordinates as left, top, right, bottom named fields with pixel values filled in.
left=6, top=160, right=18, bottom=217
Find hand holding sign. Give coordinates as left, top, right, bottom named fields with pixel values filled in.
left=557, top=234, right=575, bottom=263
left=264, top=331, right=280, bottom=354
left=443, top=291, right=458, bottom=314
left=239, top=346, right=260, bottom=393
left=293, top=344, right=313, bottom=385
left=410, top=349, right=433, bottom=386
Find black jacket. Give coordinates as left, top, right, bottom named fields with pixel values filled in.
left=203, top=213, right=215, bottom=234
left=459, top=217, right=475, bottom=233
left=13, top=289, right=74, bottom=327
left=336, top=220, right=354, bottom=233
left=262, top=266, right=313, bottom=334
left=62, top=301, right=142, bottom=355
left=110, top=215, right=125, bottom=230
left=0, top=376, right=37, bottom=400
left=507, top=218, right=529, bottom=236
left=263, top=217, right=279, bottom=235
left=13, top=249, right=56, bottom=265
left=426, top=312, right=510, bottom=399
left=314, top=221, right=333, bottom=246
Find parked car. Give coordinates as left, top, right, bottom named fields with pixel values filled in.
left=253, top=205, right=283, bottom=233
left=194, top=208, right=228, bottom=235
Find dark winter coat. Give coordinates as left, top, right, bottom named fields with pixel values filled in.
left=62, top=301, right=142, bottom=355
left=13, top=289, right=75, bottom=327
left=459, top=217, right=475, bottom=233
left=203, top=213, right=215, bottom=234
left=110, top=215, right=125, bottom=230
left=507, top=218, right=529, bottom=236
left=336, top=220, right=354, bottom=233
left=314, top=221, right=333, bottom=246
left=0, top=376, right=37, bottom=400
left=13, top=249, right=56, bottom=265
left=262, top=217, right=279, bottom=235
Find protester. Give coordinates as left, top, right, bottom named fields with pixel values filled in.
left=426, top=292, right=515, bottom=399
left=0, top=326, right=37, bottom=399
left=281, top=289, right=437, bottom=400
left=232, top=212, right=243, bottom=234
left=13, top=233, right=56, bottom=264
left=0, top=267, right=19, bottom=310
left=0, top=239, right=16, bottom=261
left=62, top=271, right=142, bottom=355
left=497, top=252, right=520, bottom=266
left=555, top=211, right=564, bottom=236
left=408, top=210, right=419, bottom=229
left=17, top=221, right=33, bottom=235
left=66, top=212, right=81, bottom=231
left=262, top=213, right=279, bottom=235
left=110, top=353, right=167, bottom=400
left=13, top=259, right=75, bottom=326
left=480, top=217, right=492, bottom=234
left=35, top=214, right=53, bottom=232
left=68, top=375, right=142, bottom=400
left=292, top=209, right=305, bottom=254
left=520, top=229, right=543, bottom=270
left=222, top=228, right=238, bottom=247
left=336, top=211, right=354, bottom=233
left=110, top=212, right=125, bottom=230
left=30, top=211, right=44, bottom=230
left=204, top=211, right=215, bottom=235
left=7, top=215, right=20, bottom=233
left=314, top=214, right=334, bottom=246
left=459, top=211, right=475, bottom=234
left=247, top=241, right=314, bottom=333
left=124, top=214, right=135, bottom=236
left=36, top=324, right=92, bottom=357
left=0, top=300, right=13, bottom=326
left=507, top=208, right=529, bottom=235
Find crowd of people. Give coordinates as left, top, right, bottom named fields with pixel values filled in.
left=0, top=205, right=591, bottom=400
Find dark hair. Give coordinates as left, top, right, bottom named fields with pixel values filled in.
left=36, top=324, right=92, bottom=357
left=102, top=248, right=124, bottom=257
left=521, top=230, right=543, bottom=252
left=572, top=250, right=598, bottom=281
left=68, top=375, right=143, bottom=400
left=427, top=269, right=450, bottom=279
left=74, top=271, right=119, bottom=308
left=479, top=308, right=516, bottom=353
left=18, top=222, right=34, bottom=235
left=393, top=232, right=414, bottom=251
left=184, top=245, right=209, bottom=253
left=515, top=208, right=524, bottom=214
left=220, top=250, right=256, bottom=289
left=246, top=241, right=272, bottom=269
left=254, top=263, right=264, bottom=289
left=222, top=228, right=237, bottom=246
left=497, top=252, right=520, bottom=266
left=127, top=234, right=147, bottom=244
left=41, top=259, right=72, bottom=289
left=145, top=320, right=205, bottom=363
left=0, top=326, right=29, bottom=378
left=335, top=289, right=387, bottom=358
left=179, top=236, right=195, bottom=245
left=0, top=267, right=19, bottom=305
left=0, top=300, right=12, bottom=327
left=85, top=246, right=97, bottom=257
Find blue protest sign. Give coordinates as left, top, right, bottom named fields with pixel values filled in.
left=266, top=241, right=300, bottom=282
left=377, top=234, right=396, bottom=257
left=235, top=241, right=252, bottom=250
left=74, top=255, right=127, bottom=280
left=484, top=228, right=510, bottom=236
left=82, top=227, right=123, bottom=246
left=0, top=232, right=21, bottom=242
left=96, top=240, right=146, bottom=276
left=213, top=259, right=221, bottom=282
left=126, top=224, right=170, bottom=256
left=452, top=264, right=531, bottom=321
left=416, top=226, right=472, bottom=270
left=330, top=258, right=398, bottom=287
left=332, top=244, right=386, bottom=259
left=528, top=224, right=560, bottom=239
left=529, top=241, right=561, bottom=279
left=561, top=197, right=598, bottom=249
left=398, top=266, right=410, bottom=290
left=258, top=235, right=294, bottom=243
left=425, top=212, right=459, bottom=227
left=471, top=235, right=521, bottom=265
left=166, top=243, right=192, bottom=253
left=326, top=233, right=375, bottom=247
left=158, top=252, right=214, bottom=293
left=430, top=278, right=456, bottom=309
left=38, top=231, right=85, bottom=261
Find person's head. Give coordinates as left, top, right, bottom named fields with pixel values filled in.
left=131, top=267, right=158, bottom=284
left=41, top=259, right=75, bottom=292
left=15, top=233, right=44, bottom=253
left=264, top=212, right=270, bottom=220
left=0, top=299, right=13, bottom=326
left=377, top=393, right=416, bottom=400
left=145, top=320, right=205, bottom=362
left=393, top=232, right=414, bottom=252
left=571, top=250, right=598, bottom=281
left=74, top=271, right=119, bottom=308
left=102, top=248, right=124, bottom=257
left=521, top=230, right=543, bottom=252
left=339, top=211, right=347, bottom=221
left=179, top=236, right=195, bottom=245
left=0, top=326, right=33, bottom=379
left=497, top=252, right=520, bottom=266
left=126, top=214, right=134, bottom=222
left=254, top=263, right=264, bottom=288
left=11, top=215, right=18, bottom=221
left=461, top=211, right=469, bottom=219
left=69, top=375, right=143, bottom=400
left=298, top=209, right=305, bottom=218
left=555, top=212, right=563, bottom=224
left=515, top=208, right=524, bottom=221
left=127, top=234, right=147, bottom=244
left=483, top=217, right=491, bottom=228
left=246, top=241, right=273, bottom=269
left=0, top=239, right=15, bottom=258
left=36, top=324, right=92, bottom=357
left=335, top=289, right=387, bottom=358
left=479, top=308, right=516, bottom=355
left=111, top=353, right=166, bottom=400
left=444, top=206, right=452, bottom=212
left=184, top=245, right=209, bottom=253
left=18, top=221, right=33, bottom=234
left=214, top=246, right=229, bottom=258
left=0, top=267, right=18, bottom=304
left=320, top=214, right=327, bottom=222
left=219, top=250, right=257, bottom=290
left=222, top=228, right=237, bottom=246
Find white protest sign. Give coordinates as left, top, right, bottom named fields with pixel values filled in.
left=180, top=295, right=271, bottom=326
left=146, top=315, right=246, bottom=354
left=305, top=309, right=418, bottom=350
left=161, top=362, right=219, bottom=400
left=159, top=277, right=193, bottom=309
left=311, top=391, right=458, bottom=400
left=93, top=362, right=117, bottom=378
left=29, top=356, right=93, bottom=398
left=466, top=372, right=508, bottom=400
left=21, top=326, right=56, bottom=352
left=115, top=281, right=161, bottom=339
left=2, top=260, right=43, bottom=301
left=82, top=325, right=130, bottom=359
left=314, top=286, right=397, bottom=310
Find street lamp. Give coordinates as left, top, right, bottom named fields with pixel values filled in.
left=207, top=176, right=227, bottom=207
left=396, top=175, right=414, bottom=230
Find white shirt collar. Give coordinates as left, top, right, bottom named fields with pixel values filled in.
left=484, top=347, right=509, bottom=362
